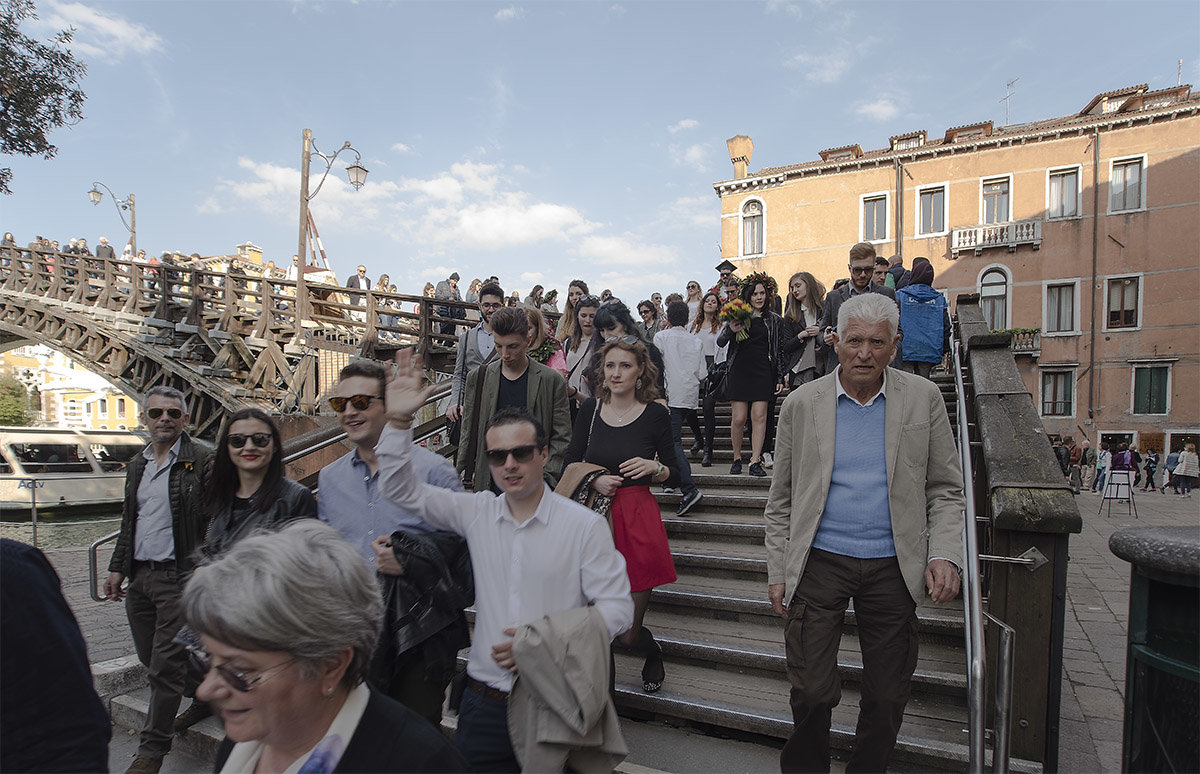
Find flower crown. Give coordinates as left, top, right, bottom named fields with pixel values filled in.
left=739, top=271, right=778, bottom=297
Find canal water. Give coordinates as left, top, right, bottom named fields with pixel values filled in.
left=0, top=509, right=122, bottom=550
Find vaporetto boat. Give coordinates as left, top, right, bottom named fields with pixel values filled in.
left=0, top=426, right=149, bottom=516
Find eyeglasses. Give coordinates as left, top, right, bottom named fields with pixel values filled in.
left=480, top=302, right=502, bottom=310
left=577, top=295, right=600, bottom=307
left=228, top=432, right=271, bottom=449
left=604, top=334, right=640, bottom=345
left=849, top=266, right=875, bottom=276
left=687, top=284, right=700, bottom=290
left=184, top=643, right=295, bottom=693
left=146, top=407, right=183, bottom=419
left=485, top=445, right=539, bottom=465
left=328, top=394, right=383, bottom=412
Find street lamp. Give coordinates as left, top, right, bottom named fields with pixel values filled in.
left=295, top=128, right=368, bottom=338
left=87, top=182, right=136, bottom=256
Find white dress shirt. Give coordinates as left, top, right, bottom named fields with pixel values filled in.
left=653, top=326, right=708, bottom=410
left=375, top=425, right=633, bottom=691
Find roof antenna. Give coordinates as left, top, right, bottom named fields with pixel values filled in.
left=1000, top=78, right=1019, bottom=126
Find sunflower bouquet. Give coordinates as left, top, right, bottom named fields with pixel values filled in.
left=719, top=298, right=753, bottom=341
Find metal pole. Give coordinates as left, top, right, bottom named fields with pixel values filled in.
left=128, top=193, right=137, bottom=257
left=29, top=478, right=38, bottom=548
left=295, top=128, right=313, bottom=340
left=991, top=615, right=1015, bottom=774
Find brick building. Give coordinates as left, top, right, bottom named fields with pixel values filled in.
left=714, top=82, right=1199, bottom=455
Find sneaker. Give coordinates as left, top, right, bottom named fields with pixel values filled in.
left=662, top=487, right=675, bottom=494
left=172, top=700, right=212, bottom=732
left=125, top=756, right=164, bottom=774
left=677, top=490, right=703, bottom=516
left=729, top=459, right=742, bottom=475
left=762, top=452, right=774, bottom=469
left=749, top=461, right=767, bottom=477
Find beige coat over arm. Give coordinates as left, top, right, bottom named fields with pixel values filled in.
left=763, top=368, right=965, bottom=606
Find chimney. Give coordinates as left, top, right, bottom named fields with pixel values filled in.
left=727, top=135, right=754, bottom=180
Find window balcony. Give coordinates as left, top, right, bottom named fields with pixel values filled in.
left=951, top=219, right=1042, bottom=257
left=995, top=328, right=1042, bottom=356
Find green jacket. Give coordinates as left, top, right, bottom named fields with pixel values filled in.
left=108, top=432, right=214, bottom=579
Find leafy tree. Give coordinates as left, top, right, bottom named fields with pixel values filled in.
left=0, top=0, right=87, bottom=195
left=0, top=376, right=32, bottom=425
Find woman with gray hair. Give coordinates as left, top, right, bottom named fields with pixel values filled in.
left=183, top=520, right=466, bottom=773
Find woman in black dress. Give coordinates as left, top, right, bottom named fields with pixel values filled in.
left=564, top=337, right=678, bottom=693
left=719, top=273, right=784, bottom=477
left=201, top=408, right=316, bottom=557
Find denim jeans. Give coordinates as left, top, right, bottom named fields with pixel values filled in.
left=455, top=686, right=519, bottom=772
left=669, top=407, right=699, bottom=499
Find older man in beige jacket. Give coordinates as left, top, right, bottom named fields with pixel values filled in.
left=764, top=292, right=964, bottom=772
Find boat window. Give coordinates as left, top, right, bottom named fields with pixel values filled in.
left=93, top=443, right=144, bottom=472
left=7, top=443, right=93, bottom=474
left=0, top=460, right=11, bottom=475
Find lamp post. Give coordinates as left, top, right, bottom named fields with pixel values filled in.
left=87, top=182, right=136, bottom=256
left=295, top=128, right=368, bottom=339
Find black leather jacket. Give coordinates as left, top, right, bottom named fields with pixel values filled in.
left=108, top=433, right=213, bottom=579
left=372, top=530, right=473, bottom=686
left=718, top=310, right=787, bottom=385
left=200, top=478, right=317, bottom=558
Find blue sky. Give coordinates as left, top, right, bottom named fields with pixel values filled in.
left=6, top=0, right=1199, bottom=306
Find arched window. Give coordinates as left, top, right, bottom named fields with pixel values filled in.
left=980, top=268, right=1009, bottom=330
left=741, top=199, right=763, bottom=256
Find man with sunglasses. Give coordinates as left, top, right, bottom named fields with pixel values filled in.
left=710, top=259, right=740, bottom=301
left=818, top=242, right=898, bottom=375
left=446, top=282, right=505, bottom=440
left=103, top=386, right=213, bottom=774
left=376, top=356, right=633, bottom=772
left=318, top=359, right=466, bottom=725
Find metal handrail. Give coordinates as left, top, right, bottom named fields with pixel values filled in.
left=89, top=530, right=121, bottom=602
left=953, top=330, right=1014, bottom=773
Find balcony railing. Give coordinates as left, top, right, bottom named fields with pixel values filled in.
left=952, top=218, right=1042, bottom=257
left=992, top=328, right=1041, bottom=355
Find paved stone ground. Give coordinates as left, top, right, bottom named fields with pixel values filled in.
left=24, top=487, right=1199, bottom=772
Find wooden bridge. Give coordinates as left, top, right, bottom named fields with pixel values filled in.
left=0, top=247, right=488, bottom=440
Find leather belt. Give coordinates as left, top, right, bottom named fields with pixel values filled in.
left=465, top=676, right=509, bottom=703
left=133, top=559, right=176, bottom=571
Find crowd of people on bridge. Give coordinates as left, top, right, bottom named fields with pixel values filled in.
left=5, top=241, right=972, bottom=774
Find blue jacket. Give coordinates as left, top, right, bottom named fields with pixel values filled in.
left=896, top=283, right=949, bottom=363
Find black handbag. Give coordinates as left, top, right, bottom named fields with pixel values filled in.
left=707, top=361, right=729, bottom=402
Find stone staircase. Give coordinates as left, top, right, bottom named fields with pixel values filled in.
left=601, top=379, right=1028, bottom=771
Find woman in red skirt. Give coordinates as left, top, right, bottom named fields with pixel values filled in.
left=564, top=336, right=678, bottom=692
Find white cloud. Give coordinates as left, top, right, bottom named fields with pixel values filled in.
left=392, top=143, right=414, bottom=154
left=40, top=2, right=164, bottom=59
left=657, top=196, right=717, bottom=230
left=494, top=6, right=524, bottom=21
left=574, top=235, right=677, bottom=267
left=787, top=49, right=851, bottom=84
left=765, top=0, right=804, bottom=20
left=608, top=4, right=626, bottom=16
left=520, top=272, right=545, bottom=284
left=667, top=118, right=699, bottom=134
left=670, top=143, right=712, bottom=172
left=855, top=98, right=899, bottom=121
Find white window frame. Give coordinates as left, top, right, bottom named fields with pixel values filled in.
left=859, top=190, right=890, bottom=244
left=979, top=174, right=1013, bottom=225
left=915, top=182, right=949, bottom=237
left=1039, top=368, right=1076, bottom=418
left=1108, top=154, right=1148, bottom=214
left=1130, top=363, right=1171, bottom=416
left=1102, top=272, right=1143, bottom=332
left=1045, top=165, right=1082, bottom=220
left=738, top=196, right=765, bottom=257
left=977, top=263, right=1012, bottom=331
left=1042, top=279, right=1081, bottom=336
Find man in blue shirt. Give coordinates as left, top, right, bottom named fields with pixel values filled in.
left=319, top=360, right=464, bottom=724
left=765, top=293, right=964, bottom=772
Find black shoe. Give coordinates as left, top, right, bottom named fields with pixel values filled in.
left=701, top=450, right=712, bottom=467
left=641, top=628, right=665, bottom=693
left=689, top=440, right=704, bottom=458
left=729, top=459, right=742, bottom=475
left=172, top=701, right=211, bottom=732
left=749, top=461, right=767, bottom=477
left=677, top=490, right=702, bottom=516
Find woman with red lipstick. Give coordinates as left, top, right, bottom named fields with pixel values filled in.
left=201, top=408, right=316, bottom=558
left=564, top=337, right=678, bottom=694
left=184, top=521, right=467, bottom=773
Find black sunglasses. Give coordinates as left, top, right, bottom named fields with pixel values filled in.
left=850, top=266, right=875, bottom=276
left=228, top=432, right=271, bottom=449
left=146, top=407, right=182, bottom=419
left=328, top=394, right=382, bottom=412
left=577, top=295, right=601, bottom=307
left=485, top=445, right=539, bottom=465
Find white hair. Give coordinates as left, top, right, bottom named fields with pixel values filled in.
left=837, top=292, right=899, bottom=340
left=183, top=520, right=383, bottom=688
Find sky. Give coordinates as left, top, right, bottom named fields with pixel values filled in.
left=5, top=0, right=1199, bottom=307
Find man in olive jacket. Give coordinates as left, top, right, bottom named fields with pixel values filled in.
left=104, top=386, right=213, bottom=774
left=457, top=306, right=570, bottom=492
